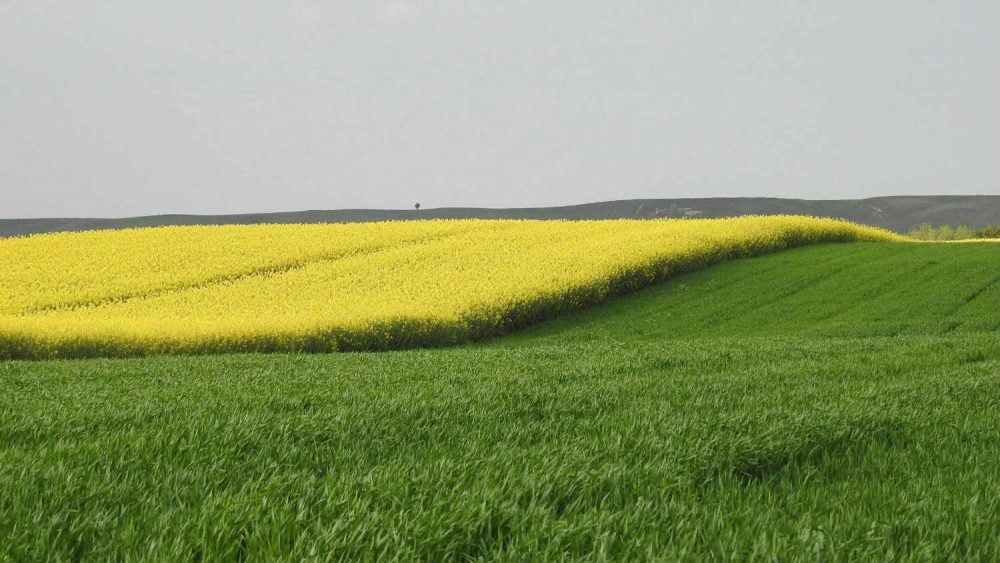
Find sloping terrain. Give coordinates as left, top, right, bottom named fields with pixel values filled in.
left=498, top=241, right=1000, bottom=344
left=0, top=217, right=896, bottom=359
left=2, top=241, right=999, bottom=559
left=3, top=195, right=1000, bottom=237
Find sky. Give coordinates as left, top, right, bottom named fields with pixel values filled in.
left=2, top=1, right=998, bottom=218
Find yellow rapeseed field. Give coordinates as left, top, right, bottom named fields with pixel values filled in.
left=0, top=217, right=902, bottom=358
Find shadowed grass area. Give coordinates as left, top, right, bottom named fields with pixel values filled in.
left=2, top=242, right=999, bottom=559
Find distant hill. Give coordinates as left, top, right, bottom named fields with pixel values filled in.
left=3, top=195, right=999, bottom=237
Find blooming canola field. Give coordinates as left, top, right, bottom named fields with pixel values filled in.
left=0, top=217, right=901, bottom=359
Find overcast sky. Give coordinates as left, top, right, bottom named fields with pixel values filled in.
left=2, top=1, right=998, bottom=218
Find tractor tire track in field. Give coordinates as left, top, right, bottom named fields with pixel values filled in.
left=21, top=225, right=509, bottom=315
left=919, top=243, right=1000, bottom=327
left=941, top=272, right=1000, bottom=331
left=956, top=272, right=1000, bottom=308
left=812, top=246, right=952, bottom=326
left=706, top=258, right=859, bottom=325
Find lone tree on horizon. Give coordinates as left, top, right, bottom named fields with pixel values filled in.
left=414, top=203, right=420, bottom=210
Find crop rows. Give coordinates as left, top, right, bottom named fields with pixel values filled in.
left=0, top=216, right=901, bottom=359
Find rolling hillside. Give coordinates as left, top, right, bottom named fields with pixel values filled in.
left=499, top=241, right=1000, bottom=344
left=2, top=241, right=999, bottom=559
left=3, top=195, right=1000, bottom=237
left=0, top=217, right=896, bottom=359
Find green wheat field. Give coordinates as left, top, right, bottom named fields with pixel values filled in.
left=3, top=241, right=1000, bottom=559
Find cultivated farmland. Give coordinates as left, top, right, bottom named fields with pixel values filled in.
left=2, top=220, right=999, bottom=560
left=0, top=216, right=896, bottom=359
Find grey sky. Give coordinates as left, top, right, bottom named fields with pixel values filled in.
left=2, top=1, right=998, bottom=218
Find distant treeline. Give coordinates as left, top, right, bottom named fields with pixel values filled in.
left=907, top=224, right=1000, bottom=241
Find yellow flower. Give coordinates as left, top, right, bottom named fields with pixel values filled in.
left=0, top=217, right=901, bottom=359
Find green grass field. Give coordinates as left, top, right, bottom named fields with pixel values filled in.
left=3, top=242, right=999, bottom=560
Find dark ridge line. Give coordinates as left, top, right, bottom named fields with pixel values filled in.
left=4, top=195, right=1000, bottom=237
